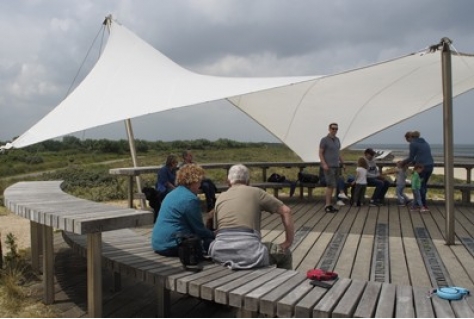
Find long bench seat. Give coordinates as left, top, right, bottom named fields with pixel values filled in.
left=5, top=181, right=474, bottom=317
left=63, top=228, right=453, bottom=318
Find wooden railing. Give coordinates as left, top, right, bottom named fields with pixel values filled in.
left=110, top=161, right=474, bottom=207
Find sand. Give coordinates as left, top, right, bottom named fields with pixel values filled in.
left=0, top=212, right=31, bottom=251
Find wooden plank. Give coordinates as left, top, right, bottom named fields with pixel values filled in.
left=351, top=205, right=377, bottom=281
left=259, top=273, right=307, bottom=317
left=187, top=267, right=233, bottom=297
left=214, top=268, right=273, bottom=305
left=395, top=285, right=414, bottom=318
left=228, top=268, right=286, bottom=308
left=294, top=285, right=329, bottom=318
left=276, top=280, right=314, bottom=318
left=388, top=206, right=410, bottom=285
left=412, top=286, right=434, bottom=318
left=424, top=205, right=474, bottom=287
left=312, top=277, right=351, bottom=317
left=353, top=281, right=382, bottom=318
left=451, top=299, right=474, bottom=318
left=375, top=283, right=396, bottom=318
left=399, top=207, right=432, bottom=287
left=243, top=270, right=299, bottom=312
left=431, top=296, right=455, bottom=317
left=200, top=269, right=254, bottom=301
left=331, top=279, right=366, bottom=318
left=335, top=207, right=367, bottom=278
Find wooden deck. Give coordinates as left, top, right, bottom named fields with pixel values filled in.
left=36, top=196, right=474, bottom=317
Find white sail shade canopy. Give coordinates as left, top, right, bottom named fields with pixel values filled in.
left=7, top=19, right=474, bottom=162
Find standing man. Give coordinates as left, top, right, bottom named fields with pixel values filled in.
left=319, top=123, right=345, bottom=213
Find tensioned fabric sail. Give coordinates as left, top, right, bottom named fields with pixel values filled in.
left=7, top=19, right=474, bottom=162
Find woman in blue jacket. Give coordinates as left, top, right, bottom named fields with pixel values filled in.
left=401, top=131, right=434, bottom=210
left=152, top=163, right=215, bottom=256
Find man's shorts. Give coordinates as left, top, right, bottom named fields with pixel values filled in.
left=323, top=167, right=339, bottom=188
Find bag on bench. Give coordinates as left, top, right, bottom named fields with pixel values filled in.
left=298, top=172, right=320, bottom=184
left=268, top=173, right=287, bottom=183
left=175, top=233, right=204, bottom=271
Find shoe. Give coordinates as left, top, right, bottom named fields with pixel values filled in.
left=398, top=202, right=406, bottom=207
left=369, top=200, right=379, bottom=207
left=405, top=199, right=413, bottom=206
left=338, top=193, right=349, bottom=200
left=336, top=200, right=345, bottom=206
left=410, top=206, right=419, bottom=211
left=420, top=206, right=430, bottom=212
left=325, top=205, right=339, bottom=213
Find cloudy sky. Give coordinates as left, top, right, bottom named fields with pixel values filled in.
left=1, top=0, right=474, bottom=147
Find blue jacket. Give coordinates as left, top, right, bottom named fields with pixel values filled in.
left=151, top=186, right=214, bottom=252
left=156, top=166, right=176, bottom=193
left=403, top=137, right=434, bottom=167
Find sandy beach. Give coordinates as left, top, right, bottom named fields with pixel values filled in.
left=0, top=213, right=31, bottom=251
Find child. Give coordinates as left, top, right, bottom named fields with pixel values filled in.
left=352, top=157, right=368, bottom=206
left=385, top=161, right=411, bottom=206
left=411, top=163, right=427, bottom=212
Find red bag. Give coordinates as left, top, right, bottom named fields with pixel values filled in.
left=307, top=269, right=338, bottom=281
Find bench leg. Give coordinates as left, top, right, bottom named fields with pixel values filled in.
left=236, top=308, right=258, bottom=317
left=113, top=272, right=122, bottom=292
left=31, top=221, right=43, bottom=272
left=156, top=279, right=170, bottom=317
left=461, top=190, right=469, bottom=204
left=87, top=232, right=102, bottom=318
left=42, top=224, right=54, bottom=304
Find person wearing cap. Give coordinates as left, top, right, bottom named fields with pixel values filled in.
left=364, top=148, right=391, bottom=206
left=319, top=122, right=345, bottom=213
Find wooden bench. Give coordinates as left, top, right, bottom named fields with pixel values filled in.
left=61, top=227, right=474, bottom=318
left=3, top=181, right=154, bottom=318
left=6, top=181, right=474, bottom=317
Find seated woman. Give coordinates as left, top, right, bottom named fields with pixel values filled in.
left=156, top=154, right=179, bottom=199
left=151, top=163, right=215, bottom=257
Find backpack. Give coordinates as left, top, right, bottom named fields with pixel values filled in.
left=298, top=172, right=320, bottom=184
left=174, top=233, right=203, bottom=271
left=268, top=173, right=286, bottom=183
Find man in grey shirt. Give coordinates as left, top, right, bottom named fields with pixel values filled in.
left=319, top=123, right=345, bottom=213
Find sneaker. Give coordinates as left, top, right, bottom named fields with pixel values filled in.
left=369, top=200, right=379, bottom=207
left=410, top=206, right=419, bottom=211
left=338, top=193, right=349, bottom=200
left=336, top=200, right=345, bottom=206
left=398, top=202, right=406, bottom=207
left=325, top=205, right=339, bottom=213
left=420, top=206, right=430, bottom=212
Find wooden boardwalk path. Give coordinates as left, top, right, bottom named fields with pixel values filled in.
left=33, top=196, right=474, bottom=317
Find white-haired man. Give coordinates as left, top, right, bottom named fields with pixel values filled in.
left=208, top=164, right=294, bottom=269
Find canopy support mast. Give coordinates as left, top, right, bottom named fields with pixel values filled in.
left=104, top=15, right=147, bottom=210
left=440, top=37, right=455, bottom=245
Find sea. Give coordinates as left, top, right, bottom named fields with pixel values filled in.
left=351, top=143, right=474, bottom=160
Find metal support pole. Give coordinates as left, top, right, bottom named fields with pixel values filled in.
left=125, top=119, right=147, bottom=210
left=441, top=37, right=455, bottom=245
